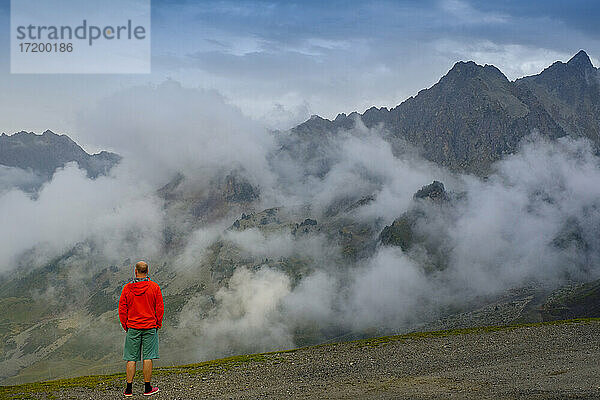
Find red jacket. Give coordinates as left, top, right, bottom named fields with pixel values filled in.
left=119, top=278, right=164, bottom=331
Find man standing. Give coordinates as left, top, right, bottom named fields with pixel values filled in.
left=119, top=261, right=164, bottom=396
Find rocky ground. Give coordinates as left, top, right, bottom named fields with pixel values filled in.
left=2, top=319, right=600, bottom=400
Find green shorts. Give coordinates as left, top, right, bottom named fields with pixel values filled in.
left=123, top=328, right=159, bottom=361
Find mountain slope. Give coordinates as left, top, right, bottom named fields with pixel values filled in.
left=2, top=319, right=599, bottom=399
left=0, top=130, right=120, bottom=179
left=291, top=51, right=599, bottom=175
left=516, top=50, right=600, bottom=146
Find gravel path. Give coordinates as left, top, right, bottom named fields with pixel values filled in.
left=5, top=320, right=600, bottom=399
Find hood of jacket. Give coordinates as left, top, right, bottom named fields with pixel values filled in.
left=128, top=279, right=151, bottom=296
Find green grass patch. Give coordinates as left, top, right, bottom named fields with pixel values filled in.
left=0, top=372, right=123, bottom=399
left=356, top=317, right=600, bottom=348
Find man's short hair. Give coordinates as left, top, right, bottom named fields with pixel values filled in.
left=135, top=261, right=148, bottom=274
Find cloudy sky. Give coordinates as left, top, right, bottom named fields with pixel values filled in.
left=0, top=0, right=599, bottom=146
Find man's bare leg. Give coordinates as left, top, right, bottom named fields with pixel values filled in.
left=126, top=361, right=136, bottom=383
left=143, top=359, right=152, bottom=383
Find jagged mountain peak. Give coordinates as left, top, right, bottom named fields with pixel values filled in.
left=448, top=60, right=479, bottom=72
left=334, top=113, right=347, bottom=121
left=532, top=49, right=597, bottom=78
left=567, top=49, right=594, bottom=70
left=288, top=50, right=599, bottom=175
left=514, top=50, right=599, bottom=142
left=41, top=130, right=72, bottom=140
left=445, top=60, right=479, bottom=78
left=444, top=60, right=507, bottom=81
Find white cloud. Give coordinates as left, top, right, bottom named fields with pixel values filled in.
left=0, top=161, right=163, bottom=270
left=178, top=266, right=293, bottom=358
left=77, top=80, right=276, bottom=189
left=434, top=39, right=573, bottom=79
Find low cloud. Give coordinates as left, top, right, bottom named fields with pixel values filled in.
left=177, top=133, right=600, bottom=357
left=178, top=266, right=293, bottom=359
left=0, top=165, right=45, bottom=194
left=0, top=161, right=163, bottom=271
left=77, top=80, right=276, bottom=190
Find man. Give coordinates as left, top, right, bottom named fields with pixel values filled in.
left=118, top=261, right=164, bottom=397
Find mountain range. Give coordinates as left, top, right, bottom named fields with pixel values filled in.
left=0, top=130, right=120, bottom=181
left=292, top=50, right=599, bottom=174
left=2, top=51, right=597, bottom=180
left=0, top=50, right=599, bottom=385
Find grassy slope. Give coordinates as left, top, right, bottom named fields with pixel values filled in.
left=1, top=317, right=599, bottom=400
